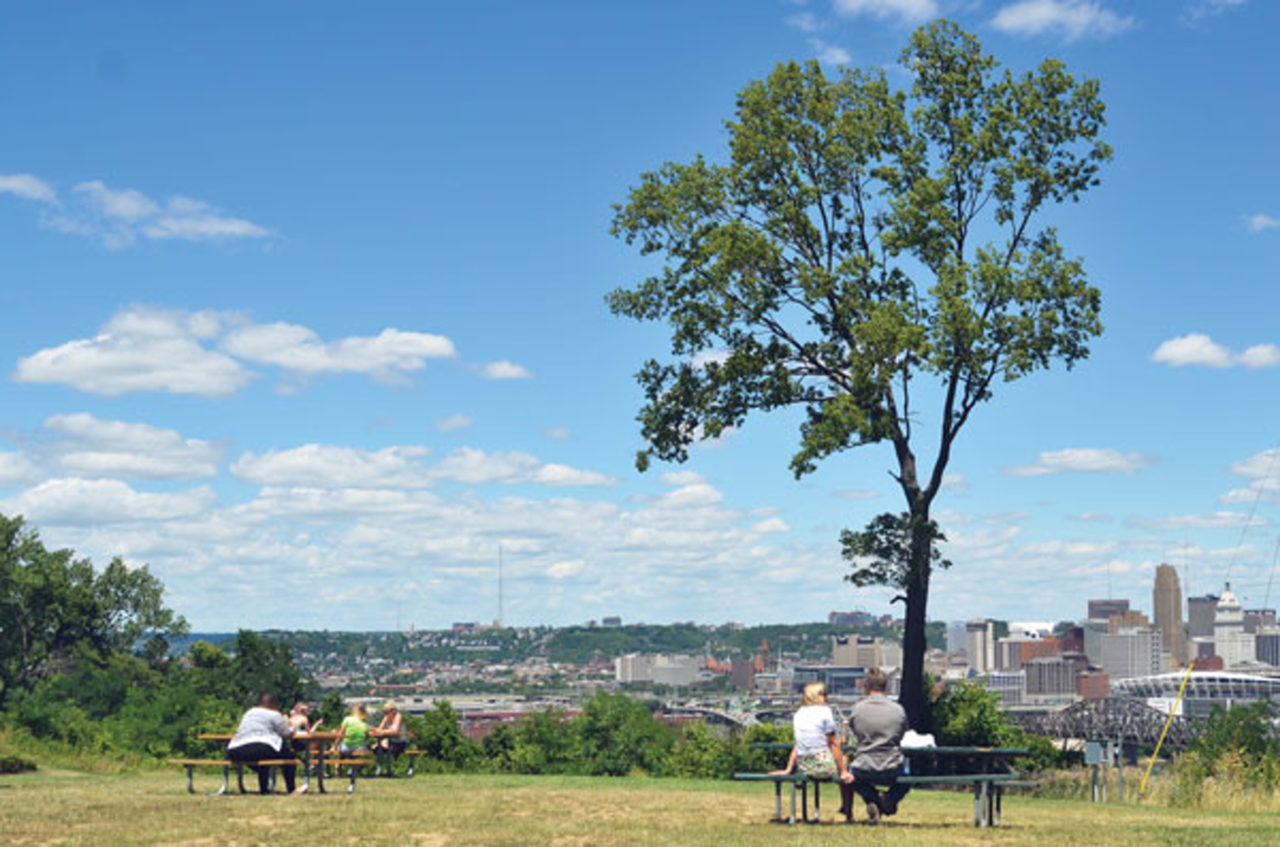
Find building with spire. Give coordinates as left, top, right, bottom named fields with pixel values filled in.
left=1214, top=584, right=1256, bottom=668
left=1153, top=563, right=1187, bottom=665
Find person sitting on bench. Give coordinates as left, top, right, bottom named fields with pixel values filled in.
left=374, top=701, right=407, bottom=759
left=848, top=668, right=910, bottom=823
left=226, top=692, right=302, bottom=795
left=334, top=703, right=371, bottom=755
left=771, top=682, right=854, bottom=818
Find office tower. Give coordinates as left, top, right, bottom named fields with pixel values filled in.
left=1187, top=594, right=1220, bottom=638
left=1243, top=609, right=1277, bottom=634
left=1214, top=585, right=1256, bottom=668
left=1256, top=629, right=1280, bottom=666
left=1153, top=563, right=1187, bottom=664
left=1024, top=655, right=1079, bottom=698
left=946, top=621, right=968, bottom=654
left=1101, top=628, right=1162, bottom=680
left=1108, top=610, right=1151, bottom=633
left=966, top=620, right=995, bottom=673
left=1083, top=619, right=1110, bottom=664
left=1088, top=599, right=1129, bottom=621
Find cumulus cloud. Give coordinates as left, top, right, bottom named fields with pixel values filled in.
left=834, top=0, right=939, bottom=25
left=836, top=488, right=879, bottom=501
left=232, top=444, right=616, bottom=490
left=1151, top=333, right=1280, bottom=369
left=1127, top=511, right=1266, bottom=531
left=37, top=179, right=270, bottom=249
left=479, top=360, right=533, bottom=380
left=14, top=308, right=251, bottom=397
left=13, top=306, right=471, bottom=396
left=43, top=413, right=222, bottom=479
left=232, top=445, right=435, bottom=489
left=1245, top=213, right=1280, bottom=233
left=810, top=39, right=852, bottom=66
left=541, top=426, right=571, bottom=441
left=1182, top=0, right=1248, bottom=24
left=1006, top=448, right=1155, bottom=476
left=222, top=322, right=456, bottom=381
left=0, top=478, right=215, bottom=525
left=434, top=414, right=473, bottom=433
left=991, top=0, right=1136, bottom=41
left=0, top=173, right=57, bottom=203
left=0, top=452, right=41, bottom=486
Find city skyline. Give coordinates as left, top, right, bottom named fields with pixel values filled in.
left=2, top=2, right=1280, bottom=630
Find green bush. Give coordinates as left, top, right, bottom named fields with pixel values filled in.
left=0, top=752, right=36, bottom=773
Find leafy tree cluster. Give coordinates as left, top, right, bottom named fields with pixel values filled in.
left=1170, top=701, right=1280, bottom=805
left=0, top=514, right=315, bottom=762
left=928, top=679, right=1063, bottom=772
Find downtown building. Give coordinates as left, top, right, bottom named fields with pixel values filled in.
left=1153, top=563, right=1187, bottom=665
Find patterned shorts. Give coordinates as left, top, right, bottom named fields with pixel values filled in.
left=797, top=749, right=838, bottom=779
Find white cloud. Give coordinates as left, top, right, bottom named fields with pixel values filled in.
left=435, top=414, right=473, bottom=433
left=836, top=488, right=879, bottom=501
left=548, top=559, right=585, bottom=580
left=1182, top=0, right=1248, bottom=24
left=810, top=38, right=852, bottom=66
left=753, top=517, right=791, bottom=534
left=661, top=470, right=705, bottom=486
left=690, top=349, right=730, bottom=368
left=0, top=452, right=41, bottom=486
left=834, top=0, right=939, bottom=25
left=1021, top=539, right=1117, bottom=557
left=0, top=173, right=57, bottom=203
left=1069, top=512, right=1113, bottom=523
left=43, top=413, right=221, bottom=479
left=13, top=306, right=473, bottom=396
left=1152, top=333, right=1280, bottom=369
left=1006, top=448, right=1155, bottom=476
left=40, top=179, right=270, bottom=248
left=479, top=360, right=533, bottom=380
left=941, top=473, right=967, bottom=490
left=232, top=445, right=434, bottom=489
left=1128, top=511, right=1266, bottom=531
left=1244, top=213, right=1280, bottom=233
left=786, top=12, right=822, bottom=32
left=991, top=0, right=1136, bottom=41
left=530, top=464, right=617, bottom=487
left=13, top=308, right=251, bottom=397
left=1230, top=448, right=1280, bottom=479
left=541, top=426, right=571, bottom=441
left=1, top=478, right=215, bottom=525
left=432, top=447, right=615, bottom=488
left=222, top=323, right=456, bottom=380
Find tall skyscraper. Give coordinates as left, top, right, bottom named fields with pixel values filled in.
left=1153, top=563, right=1187, bottom=664
left=1214, top=585, right=1256, bottom=668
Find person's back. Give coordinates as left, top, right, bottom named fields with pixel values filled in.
left=847, top=669, right=911, bottom=822
left=849, top=695, right=908, bottom=771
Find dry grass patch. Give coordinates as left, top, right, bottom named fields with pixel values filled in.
left=1, top=769, right=1278, bottom=845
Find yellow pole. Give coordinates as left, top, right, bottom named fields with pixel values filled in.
left=1139, top=660, right=1195, bottom=797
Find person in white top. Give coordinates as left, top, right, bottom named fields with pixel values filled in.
left=771, top=682, right=855, bottom=820
left=226, top=692, right=301, bottom=795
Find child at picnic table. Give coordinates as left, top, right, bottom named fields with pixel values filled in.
left=334, top=703, right=371, bottom=755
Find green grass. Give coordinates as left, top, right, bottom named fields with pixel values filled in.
left=1, top=769, right=1278, bottom=845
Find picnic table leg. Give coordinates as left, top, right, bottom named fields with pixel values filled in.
left=236, top=764, right=247, bottom=794
left=980, top=780, right=990, bottom=828
left=789, top=780, right=797, bottom=825
left=994, top=785, right=1003, bottom=827
left=801, top=781, right=809, bottom=822
left=973, top=783, right=981, bottom=827
left=317, top=747, right=327, bottom=794
left=813, top=780, right=820, bottom=823
left=774, top=781, right=782, bottom=823
left=406, top=753, right=416, bottom=778
left=215, top=766, right=229, bottom=796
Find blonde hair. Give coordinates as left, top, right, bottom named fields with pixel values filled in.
left=801, top=682, right=827, bottom=706
left=350, top=704, right=368, bottom=721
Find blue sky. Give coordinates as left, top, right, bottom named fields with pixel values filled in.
left=1, top=0, right=1278, bottom=631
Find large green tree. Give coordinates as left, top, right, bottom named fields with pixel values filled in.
left=608, top=22, right=1109, bottom=725
left=0, top=513, right=188, bottom=703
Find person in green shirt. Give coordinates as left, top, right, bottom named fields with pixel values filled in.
left=335, top=704, right=370, bottom=754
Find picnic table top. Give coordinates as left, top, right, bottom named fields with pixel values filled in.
left=198, top=732, right=342, bottom=741
left=749, top=742, right=1029, bottom=755
left=732, top=771, right=1031, bottom=782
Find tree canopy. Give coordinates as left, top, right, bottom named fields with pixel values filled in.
left=609, top=21, right=1110, bottom=724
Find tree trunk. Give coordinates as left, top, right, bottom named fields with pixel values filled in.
left=897, top=509, right=933, bottom=730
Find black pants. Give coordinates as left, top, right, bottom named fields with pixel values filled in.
left=228, top=742, right=296, bottom=794
left=851, top=767, right=910, bottom=807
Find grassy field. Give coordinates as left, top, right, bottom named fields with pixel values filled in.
left=2, top=768, right=1278, bottom=845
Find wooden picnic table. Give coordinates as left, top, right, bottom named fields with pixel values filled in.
left=198, top=731, right=342, bottom=794
left=740, top=743, right=1032, bottom=827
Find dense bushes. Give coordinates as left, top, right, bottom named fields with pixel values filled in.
left=929, top=680, right=1067, bottom=772
left=1167, top=700, right=1280, bottom=808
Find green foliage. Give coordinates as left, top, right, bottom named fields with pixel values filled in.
left=0, top=751, right=35, bottom=773
left=575, top=691, right=677, bottom=777
left=929, top=680, right=1062, bottom=772
left=665, top=722, right=737, bottom=779
left=1169, top=701, right=1280, bottom=805
left=316, top=691, right=346, bottom=731
left=505, top=710, right=580, bottom=775
left=843, top=512, right=951, bottom=593
left=0, top=514, right=188, bottom=705
left=406, top=701, right=480, bottom=772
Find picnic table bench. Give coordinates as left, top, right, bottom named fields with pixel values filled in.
left=171, top=732, right=381, bottom=795
left=735, top=744, right=1035, bottom=827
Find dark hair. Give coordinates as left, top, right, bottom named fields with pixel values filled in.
left=257, top=692, right=278, bottom=709
left=864, top=668, right=888, bottom=693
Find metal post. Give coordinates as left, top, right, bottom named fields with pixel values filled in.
left=774, top=781, right=782, bottom=822
left=1116, top=736, right=1124, bottom=803
left=1091, top=765, right=1098, bottom=803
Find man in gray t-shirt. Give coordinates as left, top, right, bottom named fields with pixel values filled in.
left=848, top=669, right=910, bottom=821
